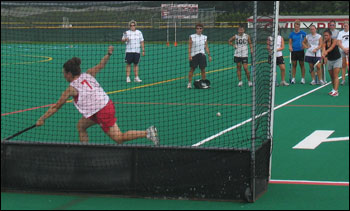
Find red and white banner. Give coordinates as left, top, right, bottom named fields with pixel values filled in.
left=161, top=4, right=198, bottom=20
left=247, top=16, right=349, bottom=29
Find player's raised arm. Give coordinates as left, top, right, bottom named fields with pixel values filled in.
left=87, top=46, right=114, bottom=77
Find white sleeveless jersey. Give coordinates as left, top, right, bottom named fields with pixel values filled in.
left=70, top=73, right=109, bottom=118
left=305, top=33, right=322, bottom=57
left=234, top=33, right=249, bottom=57
left=190, top=34, right=207, bottom=57
left=268, top=35, right=283, bottom=57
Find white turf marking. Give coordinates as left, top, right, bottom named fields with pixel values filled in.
left=293, top=130, right=349, bottom=149
left=193, top=78, right=339, bottom=147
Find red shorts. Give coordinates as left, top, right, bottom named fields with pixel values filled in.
left=88, top=100, right=117, bottom=133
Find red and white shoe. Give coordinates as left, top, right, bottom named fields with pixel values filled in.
left=330, top=91, right=339, bottom=97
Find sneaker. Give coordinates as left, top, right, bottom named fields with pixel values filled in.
left=328, top=90, right=335, bottom=95
left=146, top=126, right=159, bottom=146
left=280, top=81, right=289, bottom=86
left=341, top=80, right=346, bottom=86
left=187, top=83, right=192, bottom=89
left=126, top=77, right=131, bottom=83
left=134, top=77, right=142, bottom=82
left=238, top=81, right=243, bottom=87
left=319, top=80, right=326, bottom=85
left=331, top=91, right=339, bottom=97
left=310, top=80, right=316, bottom=85
left=248, top=81, right=253, bottom=87
left=291, top=78, right=296, bottom=84
left=301, top=78, right=305, bottom=84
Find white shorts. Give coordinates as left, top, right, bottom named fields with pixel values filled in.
left=328, top=58, right=342, bottom=70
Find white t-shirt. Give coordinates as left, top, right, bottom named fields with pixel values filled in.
left=234, top=33, right=249, bottom=57
left=70, top=73, right=109, bottom=118
left=190, top=34, right=207, bottom=57
left=337, top=30, right=349, bottom=49
left=268, top=35, right=283, bottom=57
left=122, top=30, right=144, bottom=53
left=305, top=33, right=322, bottom=57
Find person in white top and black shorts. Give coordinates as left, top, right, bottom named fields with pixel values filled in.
left=228, top=25, right=253, bottom=87
left=122, top=20, right=145, bottom=83
left=267, top=30, right=289, bottom=86
left=187, top=23, right=212, bottom=89
left=303, top=25, right=324, bottom=85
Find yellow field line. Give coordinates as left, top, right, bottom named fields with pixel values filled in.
left=1, top=55, right=53, bottom=66
left=108, top=66, right=236, bottom=94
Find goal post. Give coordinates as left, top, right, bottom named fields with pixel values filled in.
left=161, top=3, right=198, bottom=46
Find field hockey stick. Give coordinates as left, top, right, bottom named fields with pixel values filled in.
left=346, top=54, right=349, bottom=82
left=323, top=58, right=327, bottom=83
left=289, top=52, right=292, bottom=83
left=2, top=124, right=36, bottom=141
left=314, top=52, right=319, bottom=84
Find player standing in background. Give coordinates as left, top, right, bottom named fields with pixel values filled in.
left=288, top=20, right=307, bottom=84
left=329, top=20, right=340, bottom=40
left=122, top=20, right=145, bottom=83
left=328, top=20, right=340, bottom=40
left=267, top=30, right=289, bottom=86
left=187, top=23, right=212, bottom=89
left=337, top=21, right=349, bottom=85
left=322, top=30, right=342, bottom=97
left=302, top=25, right=324, bottom=85
left=228, top=25, right=254, bottom=87
left=36, top=46, right=159, bottom=145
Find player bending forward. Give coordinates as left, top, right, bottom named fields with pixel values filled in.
left=36, top=46, right=159, bottom=145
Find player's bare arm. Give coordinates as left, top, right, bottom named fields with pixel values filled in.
left=36, top=86, right=77, bottom=126
left=188, top=37, right=193, bottom=61
left=87, top=46, right=114, bottom=77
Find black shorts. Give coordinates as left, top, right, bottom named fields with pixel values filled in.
left=125, top=53, right=140, bottom=64
left=190, top=53, right=207, bottom=69
left=268, top=56, right=285, bottom=65
left=291, top=50, right=305, bottom=62
left=234, top=57, right=248, bottom=64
